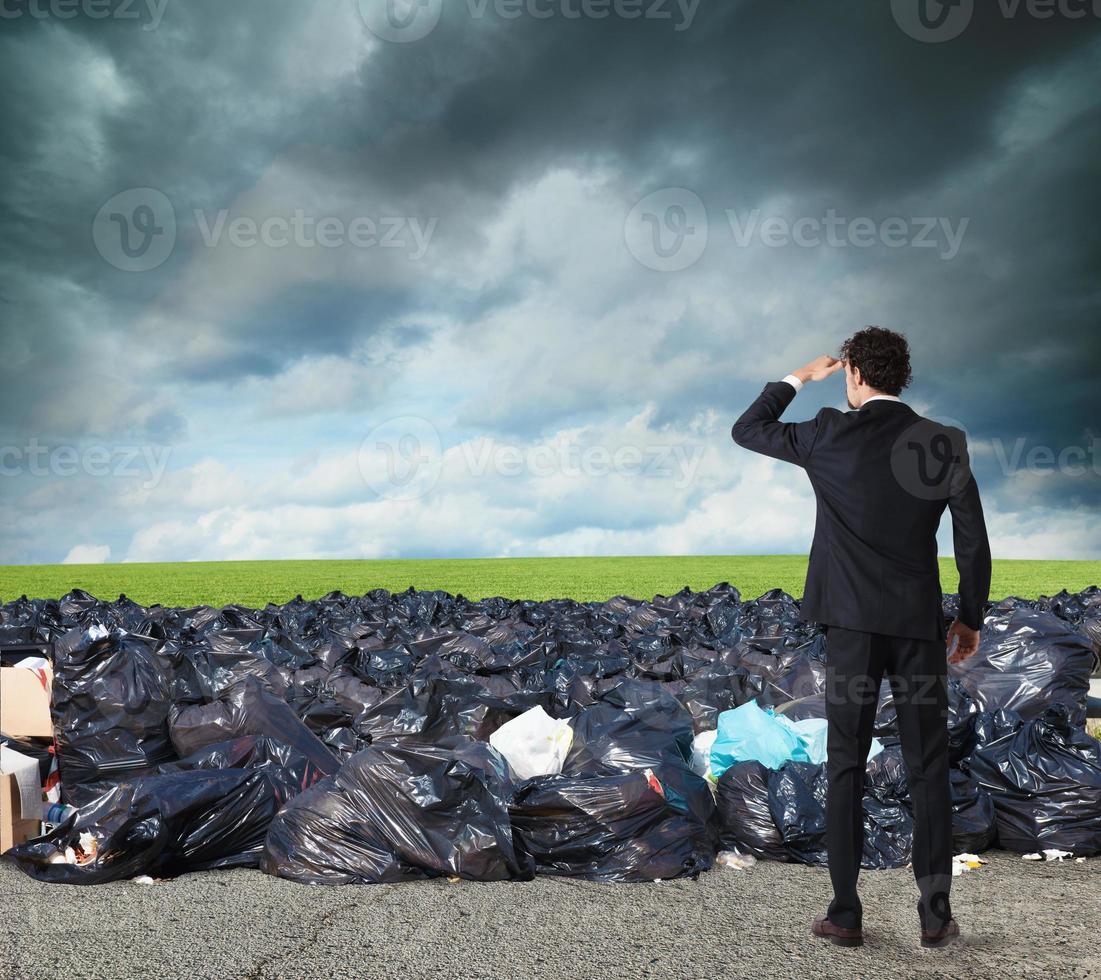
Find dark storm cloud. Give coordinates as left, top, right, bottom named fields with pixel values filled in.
left=1, top=0, right=1099, bottom=561
left=337, top=0, right=1101, bottom=457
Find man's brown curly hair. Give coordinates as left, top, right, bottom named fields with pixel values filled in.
left=839, top=326, right=912, bottom=396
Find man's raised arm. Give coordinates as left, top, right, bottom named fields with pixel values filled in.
left=731, top=355, right=841, bottom=467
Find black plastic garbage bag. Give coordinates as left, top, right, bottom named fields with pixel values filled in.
left=716, top=761, right=789, bottom=861
left=1041, top=586, right=1101, bottom=657
left=286, top=680, right=359, bottom=739
left=168, top=677, right=340, bottom=777
left=563, top=681, right=694, bottom=776
left=766, top=755, right=913, bottom=870
left=172, top=632, right=291, bottom=703
left=859, top=748, right=915, bottom=869
left=415, top=675, right=545, bottom=742
left=947, top=678, right=980, bottom=765
left=950, top=767, right=997, bottom=854
left=721, top=749, right=994, bottom=863
left=717, top=750, right=913, bottom=869
left=772, top=681, right=897, bottom=736
left=969, top=704, right=1101, bottom=855
left=159, top=734, right=330, bottom=800
left=667, top=661, right=752, bottom=733
left=509, top=764, right=715, bottom=882
left=766, top=762, right=828, bottom=865
left=261, top=736, right=531, bottom=885
left=950, top=609, right=1095, bottom=725
left=4, top=769, right=285, bottom=883
left=51, top=626, right=177, bottom=805
left=350, top=674, right=541, bottom=745
left=745, top=636, right=828, bottom=709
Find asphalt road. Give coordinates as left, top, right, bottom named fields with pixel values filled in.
left=1, top=851, right=1097, bottom=980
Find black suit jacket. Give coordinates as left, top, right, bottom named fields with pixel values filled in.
left=732, top=382, right=991, bottom=641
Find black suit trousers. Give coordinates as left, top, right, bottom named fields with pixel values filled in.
left=824, top=626, right=953, bottom=933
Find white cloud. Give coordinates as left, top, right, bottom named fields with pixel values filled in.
left=61, top=544, right=111, bottom=565
left=983, top=507, right=1101, bottom=562
left=118, top=410, right=814, bottom=562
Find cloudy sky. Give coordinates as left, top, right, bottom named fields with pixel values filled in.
left=1, top=0, right=1099, bottom=566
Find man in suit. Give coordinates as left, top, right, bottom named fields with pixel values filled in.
left=732, top=326, right=991, bottom=949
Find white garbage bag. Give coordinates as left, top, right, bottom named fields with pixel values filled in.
left=690, top=729, right=718, bottom=779
left=489, top=706, right=573, bottom=781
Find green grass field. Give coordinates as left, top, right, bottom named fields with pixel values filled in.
left=0, top=556, right=1098, bottom=608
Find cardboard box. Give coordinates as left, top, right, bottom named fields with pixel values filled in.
left=0, top=663, right=54, bottom=738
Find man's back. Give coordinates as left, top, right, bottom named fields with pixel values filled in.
left=732, top=369, right=990, bottom=642
left=800, top=399, right=985, bottom=640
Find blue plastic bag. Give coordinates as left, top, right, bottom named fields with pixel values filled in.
left=710, top=703, right=883, bottom=779
left=710, top=702, right=802, bottom=777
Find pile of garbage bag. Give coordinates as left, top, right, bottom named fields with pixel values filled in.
left=262, top=736, right=533, bottom=884
left=968, top=704, right=1101, bottom=855
left=11, top=768, right=293, bottom=884
left=1, top=582, right=1099, bottom=886
left=948, top=606, right=1097, bottom=726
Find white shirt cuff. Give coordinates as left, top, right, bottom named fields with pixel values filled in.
left=781, top=374, right=804, bottom=392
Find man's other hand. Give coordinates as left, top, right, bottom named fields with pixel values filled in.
left=947, top=618, right=981, bottom=663
left=793, top=355, right=843, bottom=383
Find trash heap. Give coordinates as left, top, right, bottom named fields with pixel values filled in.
left=0, top=584, right=1098, bottom=886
